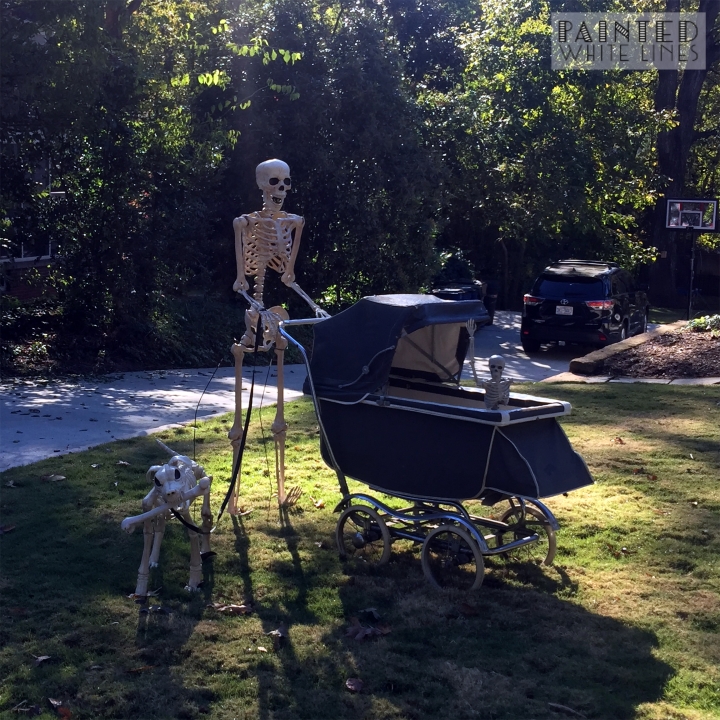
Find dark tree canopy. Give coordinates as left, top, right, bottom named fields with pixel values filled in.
left=1, top=0, right=718, bottom=370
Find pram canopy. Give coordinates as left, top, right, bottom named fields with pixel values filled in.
left=307, top=294, right=488, bottom=403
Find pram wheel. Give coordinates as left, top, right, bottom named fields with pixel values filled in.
left=336, top=505, right=391, bottom=566
left=495, top=505, right=557, bottom=566
left=421, top=525, right=485, bottom=591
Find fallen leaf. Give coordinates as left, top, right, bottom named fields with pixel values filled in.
left=33, top=655, right=51, bottom=666
left=548, top=701, right=586, bottom=718
left=612, top=437, right=625, bottom=445
left=345, top=678, right=363, bottom=693
left=126, top=665, right=157, bottom=673
left=208, top=603, right=253, bottom=615
left=149, top=605, right=171, bottom=615
left=257, top=646, right=268, bottom=652
left=309, top=496, right=325, bottom=509
left=5, top=481, right=18, bottom=488
left=632, top=467, right=646, bottom=475
left=48, top=698, right=63, bottom=708
left=90, top=464, right=100, bottom=468
left=116, top=461, right=131, bottom=466
left=360, top=607, right=381, bottom=620
left=0, top=525, right=16, bottom=535
left=345, top=617, right=386, bottom=641
left=41, top=474, right=66, bottom=482
left=267, top=623, right=289, bottom=638
left=267, top=622, right=289, bottom=649
left=459, top=602, right=480, bottom=617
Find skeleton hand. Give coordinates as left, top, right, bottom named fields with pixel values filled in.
left=282, top=485, right=303, bottom=507
left=315, top=307, right=330, bottom=319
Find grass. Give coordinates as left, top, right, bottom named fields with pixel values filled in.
left=1, top=384, right=719, bottom=719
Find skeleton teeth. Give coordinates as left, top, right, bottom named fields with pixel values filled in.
left=272, top=196, right=283, bottom=204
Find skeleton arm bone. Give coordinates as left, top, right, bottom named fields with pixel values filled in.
left=288, top=281, right=330, bottom=318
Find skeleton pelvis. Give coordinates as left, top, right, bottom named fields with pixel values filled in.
left=242, top=306, right=289, bottom=351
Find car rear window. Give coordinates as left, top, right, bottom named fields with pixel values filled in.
left=533, top=276, right=605, bottom=299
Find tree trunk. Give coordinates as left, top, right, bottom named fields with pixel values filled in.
left=649, top=0, right=720, bottom=306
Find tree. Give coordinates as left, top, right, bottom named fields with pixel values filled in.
left=650, top=0, right=720, bottom=306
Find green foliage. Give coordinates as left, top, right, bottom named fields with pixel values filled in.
left=2, top=0, right=718, bottom=359
left=685, top=314, right=720, bottom=335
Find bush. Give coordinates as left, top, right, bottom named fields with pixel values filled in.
left=685, top=314, right=720, bottom=335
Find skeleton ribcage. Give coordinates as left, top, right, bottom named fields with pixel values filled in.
left=243, top=216, right=294, bottom=277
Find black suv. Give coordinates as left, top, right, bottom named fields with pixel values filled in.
left=520, top=260, right=649, bottom=353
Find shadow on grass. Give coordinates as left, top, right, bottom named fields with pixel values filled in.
left=328, top=555, right=673, bottom=720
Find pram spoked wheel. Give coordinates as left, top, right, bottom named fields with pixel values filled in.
left=494, top=505, right=557, bottom=566
left=336, top=505, right=391, bottom=566
left=421, top=525, right=485, bottom=591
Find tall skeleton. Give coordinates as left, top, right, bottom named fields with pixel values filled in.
left=229, top=159, right=328, bottom=510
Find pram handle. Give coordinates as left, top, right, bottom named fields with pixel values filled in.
left=280, top=317, right=329, bottom=326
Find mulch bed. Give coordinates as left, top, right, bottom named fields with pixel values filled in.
left=601, top=330, right=720, bottom=378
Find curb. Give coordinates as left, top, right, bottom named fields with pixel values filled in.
left=568, top=320, right=686, bottom=375
left=541, top=372, right=720, bottom=385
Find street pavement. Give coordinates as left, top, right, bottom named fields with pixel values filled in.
left=0, top=310, right=638, bottom=471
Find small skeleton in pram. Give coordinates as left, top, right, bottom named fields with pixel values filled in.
left=478, top=354, right=512, bottom=409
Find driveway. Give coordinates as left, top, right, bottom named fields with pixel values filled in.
left=1, top=366, right=306, bottom=472
left=467, top=310, right=585, bottom=382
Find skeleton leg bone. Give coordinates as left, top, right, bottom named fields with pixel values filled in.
left=199, top=480, right=213, bottom=555
left=268, top=307, right=300, bottom=507
left=135, top=518, right=156, bottom=597
left=228, top=342, right=246, bottom=516
left=180, top=509, right=203, bottom=591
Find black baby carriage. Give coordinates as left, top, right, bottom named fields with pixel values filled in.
left=280, top=294, right=593, bottom=591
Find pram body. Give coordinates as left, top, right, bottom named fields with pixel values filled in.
left=284, top=294, right=593, bottom=590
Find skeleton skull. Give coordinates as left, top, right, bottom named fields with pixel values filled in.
left=488, top=355, right=505, bottom=382
left=256, top=159, right=291, bottom=210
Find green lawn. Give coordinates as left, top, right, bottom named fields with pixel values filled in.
left=1, top=384, right=719, bottom=719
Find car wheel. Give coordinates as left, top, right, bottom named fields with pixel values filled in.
left=521, top=338, right=541, bottom=353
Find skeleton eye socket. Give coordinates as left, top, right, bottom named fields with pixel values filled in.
left=269, top=177, right=280, bottom=185
left=154, top=477, right=162, bottom=487
left=174, top=468, right=181, bottom=479
left=283, top=178, right=291, bottom=185
left=490, top=365, right=501, bottom=369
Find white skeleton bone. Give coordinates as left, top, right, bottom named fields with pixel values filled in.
left=121, top=440, right=213, bottom=596
left=479, top=355, right=512, bottom=410
left=228, top=159, right=328, bottom=510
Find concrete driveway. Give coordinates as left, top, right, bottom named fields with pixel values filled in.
left=1, top=366, right=306, bottom=472
left=466, top=310, right=588, bottom=382
left=2, top=310, right=595, bottom=472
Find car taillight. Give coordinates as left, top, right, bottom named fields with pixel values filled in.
left=585, top=300, right=614, bottom=311
left=523, top=294, right=543, bottom=306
